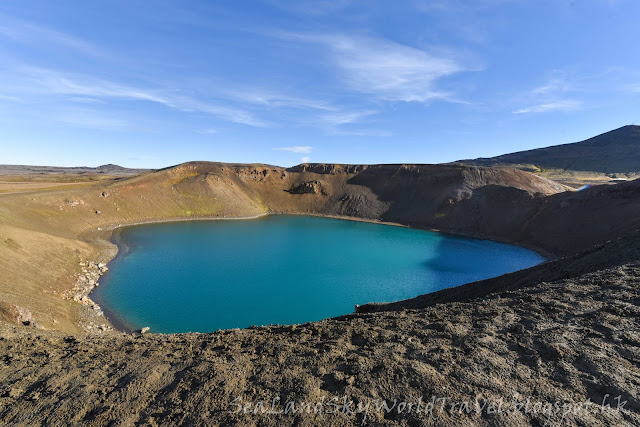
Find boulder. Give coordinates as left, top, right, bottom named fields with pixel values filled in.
left=288, top=180, right=327, bottom=195
left=0, top=302, right=41, bottom=328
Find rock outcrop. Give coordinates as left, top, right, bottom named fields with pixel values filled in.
left=288, top=180, right=327, bottom=195
left=64, top=261, right=112, bottom=334
left=0, top=302, right=40, bottom=328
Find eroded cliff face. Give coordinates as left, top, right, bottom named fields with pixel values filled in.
left=1, top=161, right=639, bottom=333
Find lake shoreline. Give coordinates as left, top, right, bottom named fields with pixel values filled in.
left=89, top=227, right=138, bottom=334
left=89, top=214, right=275, bottom=334
left=93, top=213, right=545, bottom=334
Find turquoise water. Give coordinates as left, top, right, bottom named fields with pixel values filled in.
left=93, top=215, right=544, bottom=333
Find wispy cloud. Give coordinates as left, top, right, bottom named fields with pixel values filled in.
left=329, top=128, right=393, bottom=137
left=177, top=98, right=268, bottom=127
left=413, top=1, right=495, bottom=44
left=68, top=96, right=106, bottom=104
left=0, top=13, right=109, bottom=58
left=274, top=146, right=313, bottom=164
left=319, top=110, right=377, bottom=126
left=315, top=110, right=391, bottom=136
left=3, top=61, right=386, bottom=132
left=0, top=12, right=435, bottom=135
left=223, top=82, right=387, bottom=133
left=0, top=12, right=471, bottom=136
left=327, top=35, right=464, bottom=102
left=273, top=146, right=313, bottom=153
left=3, top=66, right=268, bottom=127
left=277, top=33, right=470, bottom=103
left=513, top=73, right=583, bottom=114
left=263, top=0, right=351, bottom=16
left=198, top=129, right=219, bottom=134
left=53, top=108, right=130, bottom=130
left=0, top=93, right=20, bottom=102
left=513, top=100, right=582, bottom=114
left=415, top=0, right=519, bottom=13
left=529, top=74, right=578, bottom=96
left=20, top=66, right=168, bottom=102
left=225, top=88, right=335, bottom=111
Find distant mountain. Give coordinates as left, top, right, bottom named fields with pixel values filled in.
left=458, top=125, right=640, bottom=175
left=0, top=164, right=150, bottom=176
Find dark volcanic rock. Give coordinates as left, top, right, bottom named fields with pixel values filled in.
left=288, top=180, right=326, bottom=195
left=461, top=125, right=640, bottom=174
left=287, top=163, right=369, bottom=174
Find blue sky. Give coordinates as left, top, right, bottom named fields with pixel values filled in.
left=1, top=0, right=639, bottom=168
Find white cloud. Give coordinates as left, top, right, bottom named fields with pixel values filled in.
left=68, top=96, right=106, bottom=104
left=528, top=72, right=580, bottom=96
left=315, top=110, right=391, bottom=136
left=277, top=33, right=469, bottom=103
left=329, top=35, right=464, bottom=102
left=320, top=110, right=377, bottom=126
left=513, top=73, right=583, bottom=114
left=226, top=89, right=335, bottom=111
left=300, top=156, right=311, bottom=163
left=274, top=146, right=312, bottom=153
left=179, top=98, right=267, bottom=127
left=513, top=100, right=581, bottom=114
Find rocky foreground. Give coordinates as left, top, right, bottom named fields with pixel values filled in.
left=1, top=232, right=639, bottom=425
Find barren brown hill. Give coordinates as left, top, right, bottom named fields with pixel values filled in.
left=1, top=161, right=639, bottom=425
